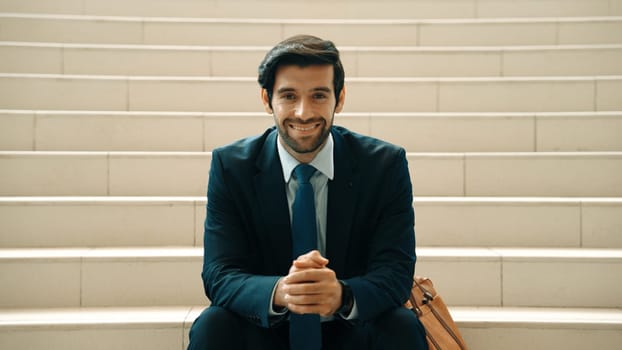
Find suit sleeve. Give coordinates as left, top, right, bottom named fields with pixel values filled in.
left=201, top=150, right=281, bottom=328
left=345, top=148, right=416, bottom=322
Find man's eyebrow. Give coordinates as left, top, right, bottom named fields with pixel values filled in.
left=275, top=86, right=332, bottom=94
left=312, top=87, right=332, bottom=93
left=276, top=87, right=296, bottom=94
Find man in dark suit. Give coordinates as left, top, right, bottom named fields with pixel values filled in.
left=188, top=35, right=427, bottom=350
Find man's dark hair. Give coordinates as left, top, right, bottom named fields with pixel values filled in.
left=258, top=35, right=345, bottom=108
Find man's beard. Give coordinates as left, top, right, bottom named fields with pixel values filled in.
left=276, top=116, right=332, bottom=154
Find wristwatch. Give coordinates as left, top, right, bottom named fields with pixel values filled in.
left=337, top=280, right=354, bottom=315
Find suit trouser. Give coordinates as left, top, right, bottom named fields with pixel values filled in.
left=187, top=305, right=428, bottom=350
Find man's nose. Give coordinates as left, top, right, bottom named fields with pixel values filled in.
left=294, top=98, right=313, bottom=120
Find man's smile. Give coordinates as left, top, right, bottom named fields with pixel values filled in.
left=290, top=123, right=321, bottom=132
left=287, top=118, right=325, bottom=135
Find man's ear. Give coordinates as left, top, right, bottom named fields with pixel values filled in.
left=260, top=89, right=273, bottom=114
left=335, top=85, right=346, bottom=114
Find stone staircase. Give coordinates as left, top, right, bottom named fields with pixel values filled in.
left=1, top=0, right=621, bottom=349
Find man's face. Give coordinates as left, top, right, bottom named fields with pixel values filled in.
left=262, top=64, right=345, bottom=163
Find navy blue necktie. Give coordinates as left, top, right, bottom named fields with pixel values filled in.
left=290, top=164, right=321, bottom=350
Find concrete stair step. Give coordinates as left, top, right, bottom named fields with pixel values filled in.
left=417, top=197, right=622, bottom=248
left=0, top=306, right=620, bottom=350
left=1, top=197, right=620, bottom=249
left=416, top=247, right=622, bottom=308
left=1, top=151, right=621, bottom=197
left=454, top=307, right=622, bottom=350
left=0, top=247, right=620, bottom=309
left=1, top=74, right=621, bottom=113
left=1, top=14, right=621, bottom=46
left=1, top=0, right=619, bottom=18
left=3, top=110, right=622, bottom=152
left=0, top=306, right=197, bottom=350
left=3, top=42, right=622, bottom=77
left=0, top=196, right=202, bottom=248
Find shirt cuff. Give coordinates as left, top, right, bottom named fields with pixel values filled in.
left=269, top=277, right=288, bottom=316
left=339, top=298, right=359, bottom=320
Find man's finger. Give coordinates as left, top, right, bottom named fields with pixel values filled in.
left=284, top=268, right=324, bottom=284
left=295, top=250, right=329, bottom=266
left=292, top=259, right=323, bottom=269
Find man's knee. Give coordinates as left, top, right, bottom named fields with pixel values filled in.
left=187, top=307, right=243, bottom=350
left=371, top=307, right=428, bottom=350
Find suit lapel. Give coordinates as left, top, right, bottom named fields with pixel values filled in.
left=326, top=128, right=358, bottom=276
left=253, top=129, right=292, bottom=273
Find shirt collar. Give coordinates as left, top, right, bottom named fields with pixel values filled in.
left=277, top=132, right=335, bottom=183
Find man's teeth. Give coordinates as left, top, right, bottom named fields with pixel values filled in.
left=292, top=124, right=316, bottom=131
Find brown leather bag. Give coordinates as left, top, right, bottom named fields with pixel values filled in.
left=405, top=276, right=468, bottom=350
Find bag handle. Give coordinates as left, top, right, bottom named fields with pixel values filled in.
left=410, top=278, right=468, bottom=350
left=414, top=278, right=435, bottom=304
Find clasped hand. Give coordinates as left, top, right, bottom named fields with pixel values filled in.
left=274, top=250, right=342, bottom=317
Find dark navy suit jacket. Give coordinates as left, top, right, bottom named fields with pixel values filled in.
left=201, top=125, right=416, bottom=328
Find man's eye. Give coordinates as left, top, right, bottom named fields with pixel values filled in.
left=281, top=94, right=296, bottom=100
left=313, top=94, right=328, bottom=100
